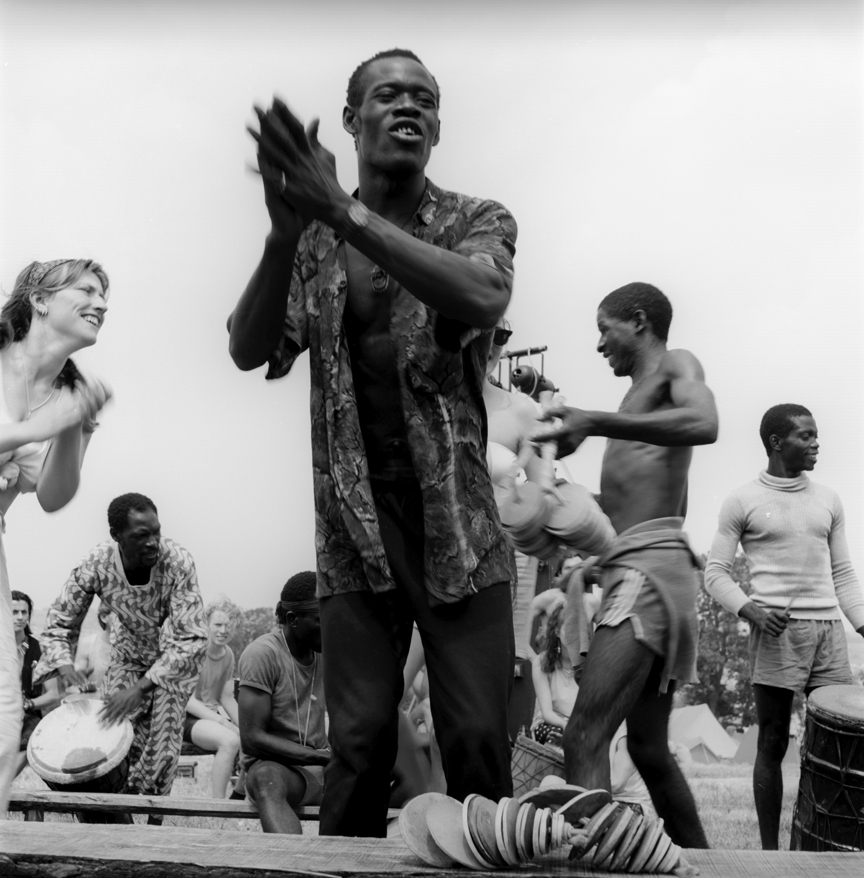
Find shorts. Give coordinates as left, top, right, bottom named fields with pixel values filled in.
left=595, top=568, right=667, bottom=657
left=245, top=759, right=324, bottom=808
left=594, top=565, right=698, bottom=686
left=182, top=714, right=198, bottom=743
left=749, top=619, right=853, bottom=691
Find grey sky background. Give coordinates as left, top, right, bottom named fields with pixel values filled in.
left=1, top=0, right=861, bottom=612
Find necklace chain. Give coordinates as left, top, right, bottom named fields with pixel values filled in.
left=19, top=352, right=57, bottom=421
left=369, top=213, right=415, bottom=293
left=282, top=627, right=315, bottom=748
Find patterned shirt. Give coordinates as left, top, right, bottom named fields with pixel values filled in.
left=267, top=179, right=517, bottom=604
left=35, top=539, right=207, bottom=694
left=33, top=538, right=208, bottom=796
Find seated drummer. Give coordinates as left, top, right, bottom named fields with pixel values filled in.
left=238, top=571, right=329, bottom=833
left=33, top=492, right=208, bottom=806
left=12, top=590, right=60, bottom=778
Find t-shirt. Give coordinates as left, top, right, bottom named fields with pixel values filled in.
left=238, top=631, right=326, bottom=770
left=190, top=646, right=234, bottom=712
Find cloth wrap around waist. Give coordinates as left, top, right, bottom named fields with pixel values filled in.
left=563, top=517, right=702, bottom=693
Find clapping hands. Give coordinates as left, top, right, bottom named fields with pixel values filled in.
left=26, top=371, right=112, bottom=443
left=248, top=98, right=340, bottom=234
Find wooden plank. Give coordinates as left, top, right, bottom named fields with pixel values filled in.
left=2, top=822, right=864, bottom=877
left=7, top=790, right=400, bottom=821
left=9, top=790, right=258, bottom=818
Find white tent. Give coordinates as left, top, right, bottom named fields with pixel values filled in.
left=668, top=704, right=739, bottom=763
left=733, top=725, right=800, bottom=766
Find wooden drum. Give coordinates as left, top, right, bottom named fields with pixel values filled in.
left=791, top=684, right=864, bottom=852
left=510, top=734, right=565, bottom=800
left=27, top=693, right=133, bottom=794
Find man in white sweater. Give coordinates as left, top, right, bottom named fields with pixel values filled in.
left=705, top=403, right=864, bottom=850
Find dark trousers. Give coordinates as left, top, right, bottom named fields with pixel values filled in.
left=507, top=657, right=537, bottom=741
left=319, top=479, right=515, bottom=837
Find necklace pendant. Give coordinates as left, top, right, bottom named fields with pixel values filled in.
left=370, top=266, right=389, bottom=293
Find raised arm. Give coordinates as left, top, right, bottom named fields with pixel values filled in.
left=538, top=350, right=718, bottom=456
left=334, top=201, right=512, bottom=328
left=228, top=116, right=313, bottom=372
left=252, top=101, right=513, bottom=329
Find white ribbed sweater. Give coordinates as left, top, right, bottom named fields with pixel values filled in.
left=704, top=471, right=864, bottom=630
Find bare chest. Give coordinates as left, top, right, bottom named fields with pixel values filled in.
left=343, top=245, right=393, bottom=334
left=618, top=373, right=671, bottom=415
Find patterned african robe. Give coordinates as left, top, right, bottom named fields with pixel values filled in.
left=34, top=538, right=207, bottom=796
left=267, top=179, right=518, bottom=605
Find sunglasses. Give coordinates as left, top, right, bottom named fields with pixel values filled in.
left=493, top=328, right=513, bottom=347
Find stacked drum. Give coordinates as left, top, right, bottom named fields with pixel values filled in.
left=791, top=684, right=864, bottom=852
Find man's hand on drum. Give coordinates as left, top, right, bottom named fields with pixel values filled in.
left=57, top=663, right=93, bottom=691
left=248, top=98, right=341, bottom=226
left=739, top=601, right=789, bottom=637
left=99, top=684, right=145, bottom=725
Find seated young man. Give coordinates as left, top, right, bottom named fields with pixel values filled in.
left=237, top=572, right=329, bottom=833
left=183, top=602, right=241, bottom=798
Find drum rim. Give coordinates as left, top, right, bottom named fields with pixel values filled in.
left=808, top=684, right=864, bottom=724
left=26, top=698, right=134, bottom=785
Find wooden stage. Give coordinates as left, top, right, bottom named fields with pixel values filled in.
left=2, top=822, right=863, bottom=878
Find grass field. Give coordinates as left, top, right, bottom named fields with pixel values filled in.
left=685, top=761, right=798, bottom=850
left=11, top=756, right=796, bottom=850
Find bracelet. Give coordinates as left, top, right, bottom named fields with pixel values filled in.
left=339, top=199, right=370, bottom=239
left=22, top=697, right=34, bottom=713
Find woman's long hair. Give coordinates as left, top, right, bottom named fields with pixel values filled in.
left=0, top=259, right=109, bottom=388
left=539, top=604, right=564, bottom=674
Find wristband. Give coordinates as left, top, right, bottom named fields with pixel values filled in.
left=340, top=200, right=370, bottom=238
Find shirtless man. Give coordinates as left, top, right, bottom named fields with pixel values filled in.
left=539, top=281, right=717, bottom=848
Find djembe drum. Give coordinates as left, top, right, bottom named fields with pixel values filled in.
left=27, top=692, right=134, bottom=822
left=791, top=684, right=864, bottom=852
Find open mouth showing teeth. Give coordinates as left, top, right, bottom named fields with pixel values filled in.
left=391, top=124, right=422, bottom=138
left=83, top=316, right=100, bottom=327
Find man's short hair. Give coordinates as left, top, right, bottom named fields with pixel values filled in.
left=599, top=282, right=673, bottom=342
left=346, top=48, right=439, bottom=109
left=276, top=571, right=318, bottom=623
left=759, top=404, right=813, bottom=455
left=108, top=492, right=158, bottom=533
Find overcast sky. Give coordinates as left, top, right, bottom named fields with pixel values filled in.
left=1, top=0, right=861, bottom=612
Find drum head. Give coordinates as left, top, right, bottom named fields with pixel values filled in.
left=809, top=684, right=864, bottom=724
left=27, top=694, right=134, bottom=785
